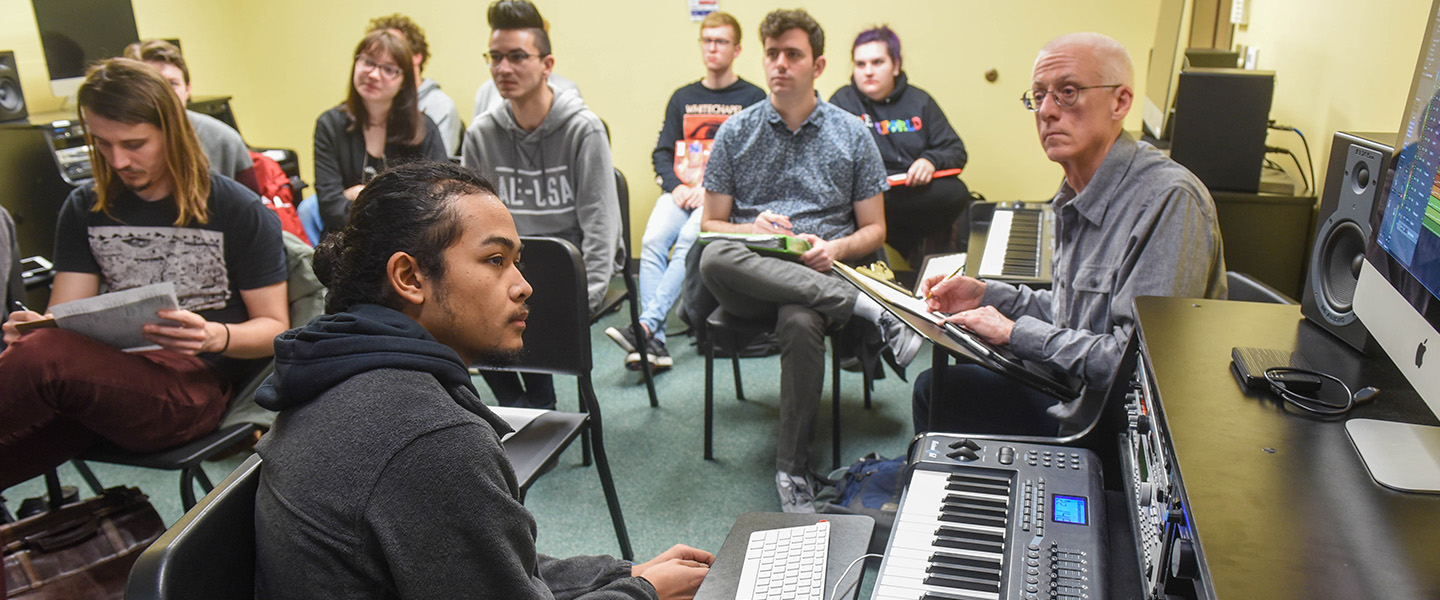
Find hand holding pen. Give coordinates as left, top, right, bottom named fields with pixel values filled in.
left=753, top=210, right=793, bottom=235
left=4, top=299, right=47, bottom=345
left=920, top=271, right=986, bottom=313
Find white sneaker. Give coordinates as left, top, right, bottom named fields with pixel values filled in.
left=776, top=471, right=817, bottom=513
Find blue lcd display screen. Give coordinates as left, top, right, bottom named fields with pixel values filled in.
left=1052, top=495, right=1088, bottom=525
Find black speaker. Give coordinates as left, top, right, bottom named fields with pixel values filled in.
left=0, top=51, right=27, bottom=122
left=1301, top=131, right=1393, bottom=351
left=1170, top=68, right=1275, bottom=193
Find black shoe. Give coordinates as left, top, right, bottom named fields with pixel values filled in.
left=15, top=485, right=79, bottom=519
left=604, top=325, right=640, bottom=353
left=627, top=337, right=673, bottom=372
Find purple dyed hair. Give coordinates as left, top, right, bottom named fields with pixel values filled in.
left=853, top=25, right=901, bottom=68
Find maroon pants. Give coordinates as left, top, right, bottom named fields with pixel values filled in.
left=0, top=328, right=230, bottom=490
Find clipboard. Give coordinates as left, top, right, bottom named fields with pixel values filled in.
left=696, top=232, right=812, bottom=262
left=833, top=262, right=1080, bottom=399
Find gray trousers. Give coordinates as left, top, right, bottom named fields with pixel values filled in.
left=698, top=240, right=858, bottom=474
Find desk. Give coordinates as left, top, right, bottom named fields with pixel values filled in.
left=695, top=513, right=874, bottom=600
left=1133, top=297, right=1440, bottom=599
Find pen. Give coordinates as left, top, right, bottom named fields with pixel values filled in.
left=924, top=264, right=965, bottom=301
left=9, top=300, right=32, bottom=314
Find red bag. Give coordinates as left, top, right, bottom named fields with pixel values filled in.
left=249, top=150, right=309, bottom=245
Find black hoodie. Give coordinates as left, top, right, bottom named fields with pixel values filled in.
left=829, top=72, right=969, bottom=176
left=253, top=304, right=653, bottom=600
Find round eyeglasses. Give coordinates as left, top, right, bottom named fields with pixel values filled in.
left=1020, top=84, right=1122, bottom=111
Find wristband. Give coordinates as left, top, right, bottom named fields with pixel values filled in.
left=219, top=322, right=231, bottom=354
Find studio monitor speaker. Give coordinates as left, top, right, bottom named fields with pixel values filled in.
left=1301, top=131, right=1393, bottom=351
left=0, top=51, right=26, bottom=122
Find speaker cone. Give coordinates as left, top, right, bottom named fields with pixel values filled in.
left=1321, top=220, right=1366, bottom=313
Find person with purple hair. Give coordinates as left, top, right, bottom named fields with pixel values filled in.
left=830, top=25, right=970, bottom=267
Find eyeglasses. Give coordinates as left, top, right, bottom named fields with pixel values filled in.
left=355, top=56, right=403, bottom=80
left=700, top=37, right=734, bottom=48
left=485, top=50, right=547, bottom=65
left=1020, top=84, right=1123, bottom=111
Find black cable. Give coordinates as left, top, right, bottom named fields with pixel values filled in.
left=1265, top=146, right=1310, bottom=194
left=1267, top=123, right=1318, bottom=196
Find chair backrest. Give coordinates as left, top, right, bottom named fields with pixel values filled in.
left=614, top=168, right=632, bottom=256
left=1226, top=270, right=1296, bottom=305
left=483, top=236, right=591, bottom=376
left=124, top=454, right=261, bottom=600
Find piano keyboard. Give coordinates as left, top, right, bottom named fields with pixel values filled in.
left=968, top=203, right=1054, bottom=285
left=872, top=434, right=1106, bottom=600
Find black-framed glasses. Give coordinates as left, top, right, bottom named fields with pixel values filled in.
left=700, top=37, right=734, bottom=48
left=1020, top=84, right=1122, bottom=111
left=355, top=55, right=403, bottom=80
left=485, top=50, right=547, bottom=65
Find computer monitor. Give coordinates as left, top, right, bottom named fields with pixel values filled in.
left=30, top=0, right=140, bottom=99
left=1348, top=0, right=1440, bottom=494
left=1142, top=0, right=1188, bottom=141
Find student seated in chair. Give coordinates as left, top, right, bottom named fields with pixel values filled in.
left=697, top=9, right=922, bottom=513
left=0, top=58, right=289, bottom=490
left=603, top=11, right=765, bottom=373
left=913, top=33, right=1227, bottom=438
left=367, top=13, right=465, bottom=157
left=124, top=39, right=259, bottom=194
left=462, top=0, right=621, bottom=409
left=253, top=161, right=711, bottom=600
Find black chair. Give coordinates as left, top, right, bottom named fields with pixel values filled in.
left=124, top=454, right=261, bottom=600
left=477, top=236, right=633, bottom=560
left=68, top=231, right=325, bottom=510
left=1226, top=270, right=1297, bottom=305
left=590, top=169, right=658, bottom=407
left=702, top=308, right=878, bottom=471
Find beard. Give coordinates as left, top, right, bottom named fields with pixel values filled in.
left=471, top=347, right=525, bottom=368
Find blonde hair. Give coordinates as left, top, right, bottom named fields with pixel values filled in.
left=700, top=11, right=742, bottom=45
left=78, top=58, right=212, bottom=225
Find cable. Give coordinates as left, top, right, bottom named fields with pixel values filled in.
left=1267, top=123, right=1318, bottom=195
left=1264, top=367, right=1375, bottom=417
left=1265, top=146, right=1310, bottom=195
left=829, top=553, right=884, bottom=600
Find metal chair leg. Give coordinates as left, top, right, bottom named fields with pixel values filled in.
left=580, top=380, right=633, bottom=560
left=579, top=388, right=593, bottom=467
left=72, top=459, right=105, bottom=495
left=831, top=344, right=842, bottom=471
left=704, top=328, right=715, bottom=460
left=729, top=330, right=745, bottom=401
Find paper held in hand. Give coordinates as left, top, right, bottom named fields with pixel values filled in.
left=14, top=282, right=181, bottom=352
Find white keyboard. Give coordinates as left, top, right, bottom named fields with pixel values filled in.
left=736, top=520, right=831, bottom=600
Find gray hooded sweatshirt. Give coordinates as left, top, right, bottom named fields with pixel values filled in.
left=462, top=86, right=621, bottom=312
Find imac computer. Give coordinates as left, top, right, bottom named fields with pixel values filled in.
left=30, top=0, right=140, bottom=99
left=1142, top=0, right=1188, bottom=141
left=1348, top=0, right=1440, bottom=494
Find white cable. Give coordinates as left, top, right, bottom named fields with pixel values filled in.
left=828, top=552, right=884, bottom=600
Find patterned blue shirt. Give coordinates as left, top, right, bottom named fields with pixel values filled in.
left=703, top=96, right=889, bottom=241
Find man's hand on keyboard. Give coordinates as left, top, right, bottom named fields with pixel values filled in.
left=633, top=544, right=712, bottom=600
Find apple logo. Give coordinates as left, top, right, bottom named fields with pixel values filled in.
left=1418, top=339, right=1429, bottom=368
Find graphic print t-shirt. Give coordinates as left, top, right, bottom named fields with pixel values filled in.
left=53, top=175, right=287, bottom=327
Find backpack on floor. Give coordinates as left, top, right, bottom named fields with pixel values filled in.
left=248, top=150, right=308, bottom=244
left=815, top=452, right=907, bottom=553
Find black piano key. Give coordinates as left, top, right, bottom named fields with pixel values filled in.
left=924, top=571, right=1002, bottom=593
left=933, top=536, right=1004, bottom=554
left=927, top=562, right=1003, bottom=581
left=948, top=472, right=1011, bottom=486
left=945, top=480, right=1010, bottom=496
left=936, top=525, right=1004, bottom=544
left=941, top=492, right=1008, bottom=510
left=919, top=592, right=972, bottom=600
left=938, top=507, right=1007, bottom=527
left=930, top=550, right=1000, bottom=571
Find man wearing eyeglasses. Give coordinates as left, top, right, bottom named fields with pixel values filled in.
left=602, top=11, right=765, bottom=373
left=461, top=0, right=620, bottom=409
left=913, top=32, right=1227, bottom=437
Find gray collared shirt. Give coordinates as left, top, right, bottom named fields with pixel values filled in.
left=703, top=95, right=889, bottom=241
left=984, top=131, right=1227, bottom=395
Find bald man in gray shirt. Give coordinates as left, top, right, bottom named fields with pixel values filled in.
left=914, top=32, right=1227, bottom=437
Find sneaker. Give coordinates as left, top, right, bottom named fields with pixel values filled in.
left=604, top=325, right=640, bottom=353
left=776, top=471, right=817, bottom=513
left=626, top=337, right=673, bottom=372
left=878, top=312, right=922, bottom=377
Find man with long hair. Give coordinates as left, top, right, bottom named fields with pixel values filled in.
left=0, top=58, right=289, bottom=490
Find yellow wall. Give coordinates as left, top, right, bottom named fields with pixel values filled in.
left=7, top=0, right=1430, bottom=249
left=1233, top=0, right=1433, bottom=193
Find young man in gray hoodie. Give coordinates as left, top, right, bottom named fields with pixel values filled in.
left=462, top=0, right=621, bottom=408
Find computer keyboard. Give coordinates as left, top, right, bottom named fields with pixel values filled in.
left=736, top=520, right=830, bottom=600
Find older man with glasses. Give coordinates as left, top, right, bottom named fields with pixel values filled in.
left=912, top=32, right=1227, bottom=438
left=461, top=0, right=621, bottom=410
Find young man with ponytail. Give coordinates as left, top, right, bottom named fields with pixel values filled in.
left=0, top=58, right=288, bottom=490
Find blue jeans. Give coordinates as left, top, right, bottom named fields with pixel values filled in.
left=637, top=194, right=701, bottom=344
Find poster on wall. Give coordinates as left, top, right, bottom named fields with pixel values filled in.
left=689, top=0, right=717, bottom=21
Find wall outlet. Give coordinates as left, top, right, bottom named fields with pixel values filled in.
left=1244, top=46, right=1260, bottom=69
left=1231, top=0, right=1251, bottom=25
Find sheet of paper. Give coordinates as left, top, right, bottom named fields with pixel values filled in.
left=48, top=282, right=180, bottom=351
left=490, top=406, right=549, bottom=442
left=916, top=252, right=967, bottom=296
